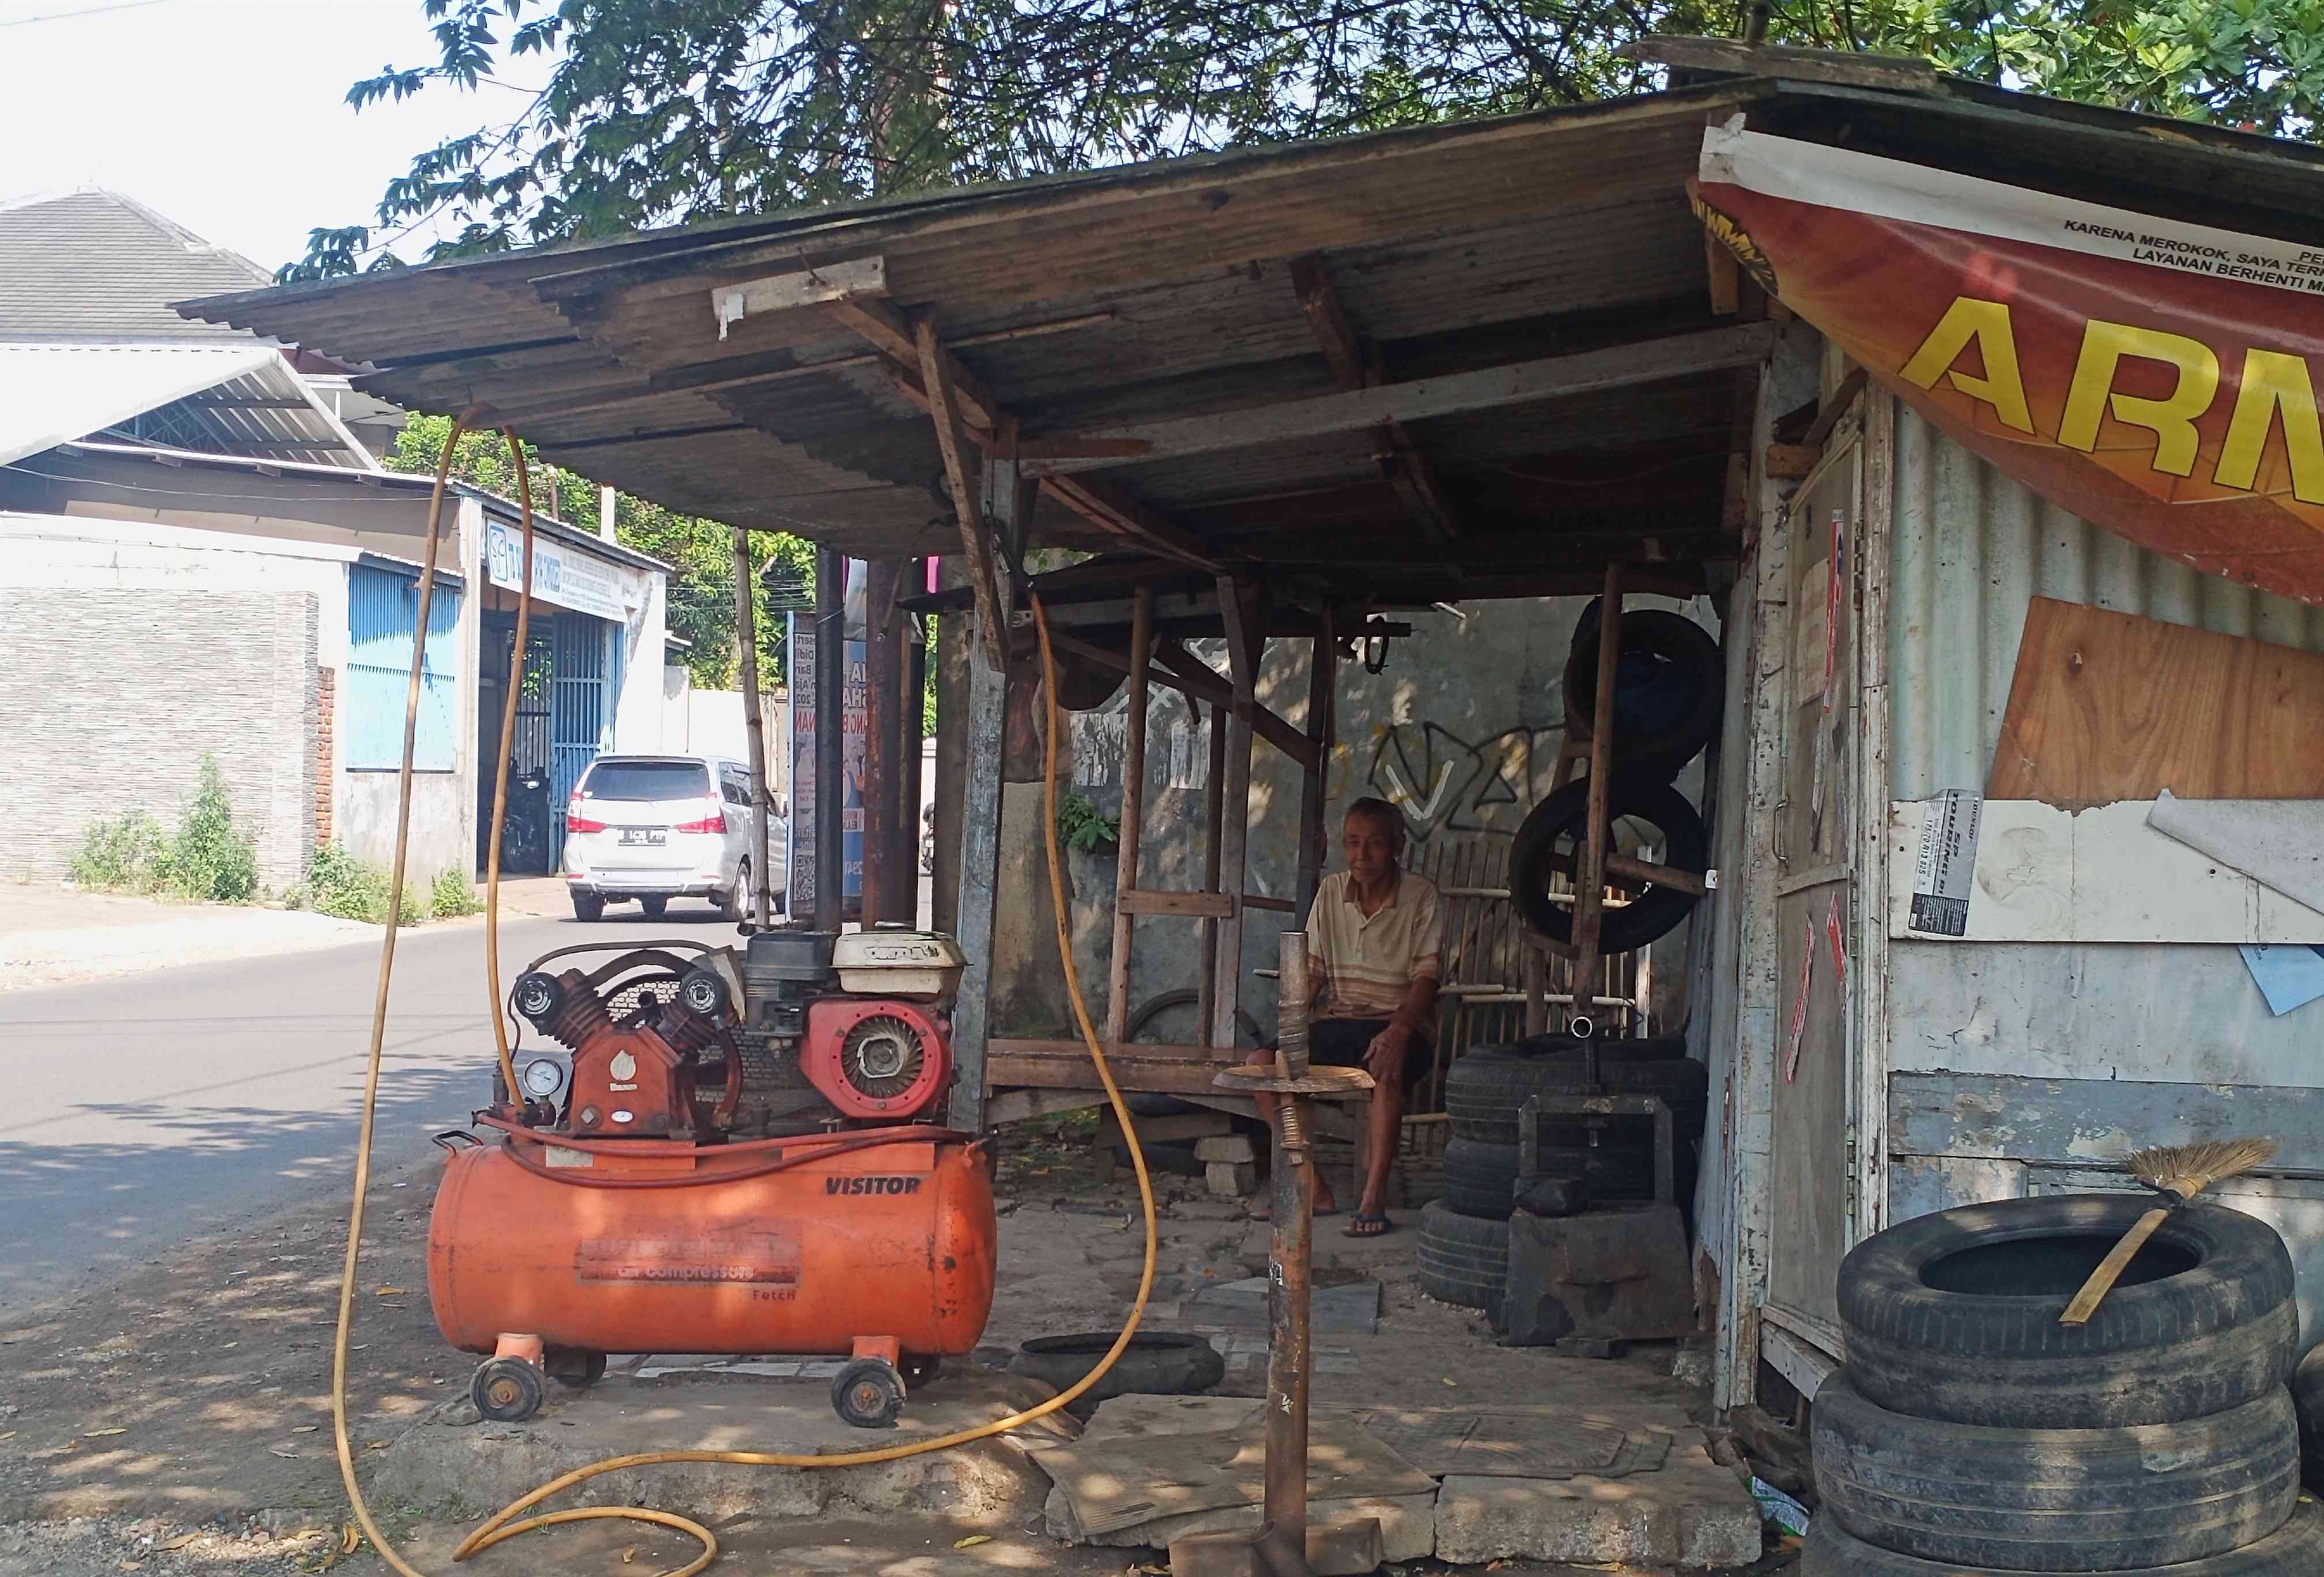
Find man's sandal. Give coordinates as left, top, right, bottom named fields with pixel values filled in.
left=1344, top=1212, right=1395, bottom=1238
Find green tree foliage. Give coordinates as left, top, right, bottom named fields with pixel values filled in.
left=289, top=0, right=2324, bottom=280
left=381, top=413, right=812, bottom=690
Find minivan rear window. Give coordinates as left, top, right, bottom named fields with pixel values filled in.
left=581, top=761, right=710, bottom=801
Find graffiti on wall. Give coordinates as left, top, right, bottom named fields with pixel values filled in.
left=1365, top=721, right=1567, bottom=842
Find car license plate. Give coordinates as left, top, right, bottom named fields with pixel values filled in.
left=618, top=829, right=667, bottom=847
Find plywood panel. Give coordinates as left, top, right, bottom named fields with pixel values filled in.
left=1888, top=799, right=2324, bottom=944
left=1989, top=598, right=2324, bottom=802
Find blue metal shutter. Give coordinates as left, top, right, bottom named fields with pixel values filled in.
left=547, top=612, right=608, bottom=860
left=346, top=564, right=462, bottom=771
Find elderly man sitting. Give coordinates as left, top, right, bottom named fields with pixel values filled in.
left=1246, top=796, right=1442, bottom=1237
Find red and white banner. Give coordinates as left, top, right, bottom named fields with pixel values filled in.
left=1693, top=123, right=2324, bottom=603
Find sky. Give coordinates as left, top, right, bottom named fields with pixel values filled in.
left=0, top=0, right=546, bottom=274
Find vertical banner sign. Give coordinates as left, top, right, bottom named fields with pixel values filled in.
left=787, top=609, right=816, bottom=916
left=842, top=561, right=868, bottom=904
left=1694, top=122, right=2324, bottom=604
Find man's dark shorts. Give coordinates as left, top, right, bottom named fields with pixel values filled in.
left=1305, top=1017, right=1433, bottom=1092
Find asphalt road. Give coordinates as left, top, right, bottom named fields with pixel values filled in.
left=0, top=904, right=734, bottom=1319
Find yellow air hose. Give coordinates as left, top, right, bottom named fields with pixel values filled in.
left=329, top=458, right=1158, bottom=1576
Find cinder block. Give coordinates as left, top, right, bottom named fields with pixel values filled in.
left=1194, top=1135, right=1258, bottom=1164
left=1433, top=1442, right=1761, bottom=1567
left=1205, top=1161, right=1257, bottom=1197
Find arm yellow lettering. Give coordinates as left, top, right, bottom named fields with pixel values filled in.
left=1898, top=297, right=2035, bottom=434
left=2059, top=320, right=2220, bottom=477
left=2213, top=349, right=2324, bottom=505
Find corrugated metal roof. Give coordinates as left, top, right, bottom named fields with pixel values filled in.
left=173, top=74, right=2324, bottom=593
left=0, top=190, right=273, bottom=340
left=0, top=342, right=276, bottom=467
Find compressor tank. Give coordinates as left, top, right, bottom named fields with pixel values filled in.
left=428, top=1131, right=995, bottom=1359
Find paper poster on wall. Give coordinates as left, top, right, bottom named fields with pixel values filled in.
left=1793, top=557, right=1830, bottom=709
left=1908, top=789, right=1983, bottom=937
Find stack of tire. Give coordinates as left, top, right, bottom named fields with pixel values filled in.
left=1508, top=604, right=1721, bottom=957
left=1416, top=1033, right=1708, bottom=1321
left=1807, top=1194, right=2324, bottom=1575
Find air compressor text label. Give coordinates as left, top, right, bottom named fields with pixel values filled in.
left=575, top=1224, right=799, bottom=1293
left=827, top=1175, right=925, bottom=1196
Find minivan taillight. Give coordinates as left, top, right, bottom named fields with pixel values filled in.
left=566, top=790, right=607, bottom=835
left=674, top=799, right=726, bottom=835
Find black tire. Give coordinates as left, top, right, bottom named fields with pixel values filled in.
left=722, top=862, right=749, bottom=924
left=1839, top=1194, right=2299, bottom=1430
left=2295, top=1345, right=2324, bottom=1492
left=1815, top=1368, right=2299, bottom=1571
left=1442, top=1135, right=1697, bottom=1219
left=639, top=895, right=668, bottom=920
left=1507, top=777, right=1707, bottom=952
left=1127, top=987, right=1263, bottom=1049
left=1564, top=608, right=1724, bottom=782
left=1804, top=1496, right=2324, bottom=1577
left=571, top=892, right=606, bottom=923
left=1011, top=1331, right=1224, bottom=1408
left=471, top=1357, right=546, bottom=1423
left=1417, top=1201, right=1510, bottom=1319
left=1507, top=1030, right=1689, bottom=1061
left=1443, top=1045, right=1707, bottom=1146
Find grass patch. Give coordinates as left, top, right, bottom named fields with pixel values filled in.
left=70, top=756, right=258, bottom=903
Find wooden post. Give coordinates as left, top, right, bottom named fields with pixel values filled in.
left=947, top=457, right=1022, bottom=1133
left=731, top=526, right=774, bottom=927
left=863, top=560, right=901, bottom=927
left=1570, top=564, right=1626, bottom=1084
left=813, top=547, right=847, bottom=934
left=1297, top=606, right=1336, bottom=916
left=1104, top=586, right=1155, bottom=1048
left=1197, top=702, right=1228, bottom=1049
left=1211, top=578, right=1262, bottom=1054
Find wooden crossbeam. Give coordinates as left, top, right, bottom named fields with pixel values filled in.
left=1289, top=252, right=1459, bottom=546
left=1119, top=889, right=1236, bottom=918
left=1028, top=323, right=1780, bottom=476
left=712, top=256, right=887, bottom=338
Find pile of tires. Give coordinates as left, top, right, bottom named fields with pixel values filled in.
left=1417, top=1035, right=1707, bottom=1319
left=1507, top=603, right=1722, bottom=956
left=1805, top=1194, right=2320, bottom=1575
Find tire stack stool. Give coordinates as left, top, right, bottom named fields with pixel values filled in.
left=1805, top=1194, right=2324, bottom=1575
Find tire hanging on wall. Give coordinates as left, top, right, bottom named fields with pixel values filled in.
left=1563, top=607, right=1724, bottom=782
left=1506, top=776, right=1707, bottom=953
left=1836, top=1194, right=2299, bottom=1431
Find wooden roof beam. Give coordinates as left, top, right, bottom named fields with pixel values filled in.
left=1288, top=252, right=1459, bottom=547
left=1027, top=322, right=1780, bottom=476
left=1148, top=639, right=1318, bottom=769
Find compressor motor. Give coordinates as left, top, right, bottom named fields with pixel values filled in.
left=506, top=926, right=967, bottom=1142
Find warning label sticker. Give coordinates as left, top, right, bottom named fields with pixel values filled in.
left=1909, top=790, right=1982, bottom=937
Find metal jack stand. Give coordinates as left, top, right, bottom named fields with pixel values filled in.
left=1190, top=931, right=1380, bottom=1577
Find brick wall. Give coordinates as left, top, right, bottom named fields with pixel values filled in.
left=1, top=589, right=320, bottom=890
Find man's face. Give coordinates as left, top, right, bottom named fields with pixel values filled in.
left=1342, top=812, right=1399, bottom=886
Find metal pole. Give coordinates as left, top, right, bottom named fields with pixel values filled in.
left=732, top=527, right=774, bottom=928
left=813, top=548, right=847, bottom=934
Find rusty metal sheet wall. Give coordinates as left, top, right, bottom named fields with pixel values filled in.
left=1886, top=400, right=2324, bottom=802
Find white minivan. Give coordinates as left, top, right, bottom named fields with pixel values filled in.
left=561, top=754, right=785, bottom=922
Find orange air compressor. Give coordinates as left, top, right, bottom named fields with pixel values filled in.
left=427, top=928, right=996, bottom=1429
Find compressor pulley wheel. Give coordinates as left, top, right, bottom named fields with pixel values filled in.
left=843, top=1015, right=927, bottom=1102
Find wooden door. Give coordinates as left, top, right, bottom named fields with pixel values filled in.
left=1763, top=424, right=1864, bottom=1351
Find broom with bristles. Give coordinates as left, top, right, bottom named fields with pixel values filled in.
left=2060, top=1137, right=2280, bottom=1326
